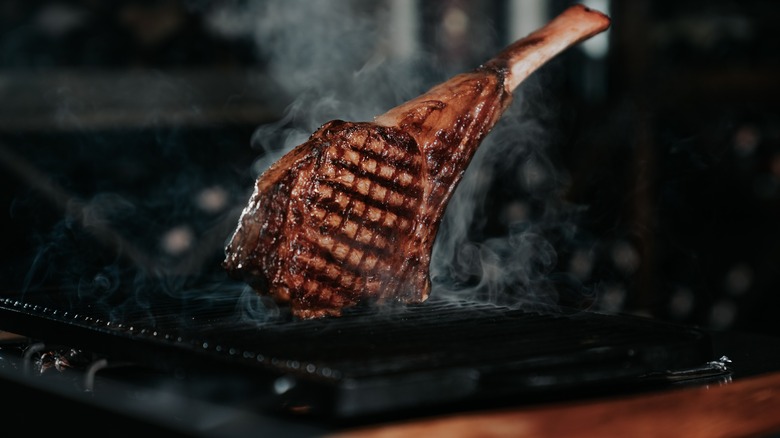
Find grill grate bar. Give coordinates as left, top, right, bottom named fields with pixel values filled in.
left=0, top=288, right=714, bottom=418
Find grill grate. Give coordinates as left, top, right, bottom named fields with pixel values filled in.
left=0, top=289, right=714, bottom=418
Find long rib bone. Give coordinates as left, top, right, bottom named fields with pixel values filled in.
left=223, top=4, right=611, bottom=319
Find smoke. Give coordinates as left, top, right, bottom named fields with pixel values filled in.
left=1, top=136, right=254, bottom=327
left=5, top=0, right=599, bottom=326
left=227, top=0, right=596, bottom=313
left=223, top=0, right=429, bottom=173
left=428, top=72, right=594, bottom=311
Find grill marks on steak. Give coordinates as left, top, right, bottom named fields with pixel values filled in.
left=226, top=120, right=436, bottom=319
left=226, top=73, right=509, bottom=319
left=293, top=122, right=428, bottom=318
left=224, top=5, right=611, bottom=318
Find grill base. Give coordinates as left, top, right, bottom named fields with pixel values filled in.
left=0, top=287, right=718, bottom=419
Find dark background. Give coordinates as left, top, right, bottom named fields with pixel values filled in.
left=1, top=0, right=779, bottom=335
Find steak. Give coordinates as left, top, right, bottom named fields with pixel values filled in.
left=224, top=5, right=611, bottom=319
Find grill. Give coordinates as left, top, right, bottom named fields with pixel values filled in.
left=0, top=284, right=718, bottom=424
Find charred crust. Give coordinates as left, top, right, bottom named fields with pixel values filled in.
left=316, top=196, right=408, bottom=237
left=374, top=124, right=420, bottom=155
left=318, top=179, right=417, bottom=219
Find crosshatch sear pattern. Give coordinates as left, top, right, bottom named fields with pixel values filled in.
left=293, top=121, right=427, bottom=316
left=223, top=5, right=611, bottom=319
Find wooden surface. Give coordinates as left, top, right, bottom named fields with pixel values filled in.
left=331, top=371, right=780, bottom=438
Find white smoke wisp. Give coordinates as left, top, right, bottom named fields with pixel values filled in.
left=223, top=1, right=592, bottom=315
left=428, top=72, right=588, bottom=311
left=222, top=0, right=427, bottom=177
left=214, top=0, right=429, bottom=321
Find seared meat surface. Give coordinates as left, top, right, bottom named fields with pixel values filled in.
left=224, top=5, right=611, bottom=319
